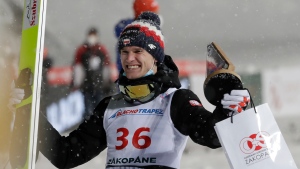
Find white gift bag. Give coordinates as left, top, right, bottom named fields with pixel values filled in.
left=214, top=103, right=298, bottom=169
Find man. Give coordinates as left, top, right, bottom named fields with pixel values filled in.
left=73, top=27, right=112, bottom=118
left=114, top=0, right=160, bottom=72
left=9, top=12, right=250, bottom=169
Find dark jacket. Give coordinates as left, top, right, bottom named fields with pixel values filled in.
left=10, top=55, right=228, bottom=169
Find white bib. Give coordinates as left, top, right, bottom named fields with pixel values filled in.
left=103, top=88, right=188, bottom=168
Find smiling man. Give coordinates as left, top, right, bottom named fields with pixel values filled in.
left=9, top=12, right=251, bottom=169
left=120, top=46, right=157, bottom=79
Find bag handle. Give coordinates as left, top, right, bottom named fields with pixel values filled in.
left=228, top=88, right=257, bottom=123
left=247, top=88, right=257, bottom=114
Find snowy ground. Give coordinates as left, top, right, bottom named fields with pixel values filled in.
left=33, top=115, right=300, bottom=169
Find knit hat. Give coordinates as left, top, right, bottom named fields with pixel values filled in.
left=133, top=0, right=159, bottom=19
left=118, top=11, right=165, bottom=63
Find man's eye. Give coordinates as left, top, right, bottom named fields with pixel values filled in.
left=134, top=50, right=142, bottom=53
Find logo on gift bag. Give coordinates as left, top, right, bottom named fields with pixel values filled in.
left=240, top=131, right=273, bottom=165
left=240, top=131, right=270, bottom=154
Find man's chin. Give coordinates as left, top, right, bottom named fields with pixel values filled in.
left=126, top=73, right=143, bottom=79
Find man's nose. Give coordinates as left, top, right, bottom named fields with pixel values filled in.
left=126, top=52, right=136, bottom=61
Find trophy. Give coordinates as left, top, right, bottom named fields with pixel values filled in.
left=203, top=42, right=243, bottom=106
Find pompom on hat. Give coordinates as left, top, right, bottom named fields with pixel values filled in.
left=118, top=11, right=165, bottom=63
left=133, top=0, right=159, bottom=19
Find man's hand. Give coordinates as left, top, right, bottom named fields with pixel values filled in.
left=221, top=89, right=250, bottom=115
left=8, top=81, right=25, bottom=113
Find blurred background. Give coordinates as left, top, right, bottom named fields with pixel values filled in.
left=1, top=0, right=300, bottom=168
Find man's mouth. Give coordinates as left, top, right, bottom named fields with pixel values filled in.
left=127, top=65, right=140, bottom=69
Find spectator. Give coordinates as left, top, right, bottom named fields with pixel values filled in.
left=72, top=27, right=112, bottom=118
left=41, top=47, right=53, bottom=110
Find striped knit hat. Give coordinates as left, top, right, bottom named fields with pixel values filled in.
left=118, top=11, right=165, bottom=63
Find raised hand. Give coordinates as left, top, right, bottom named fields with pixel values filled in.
left=221, top=89, right=250, bottom=115
left=8, top=81, right=25, bottom=113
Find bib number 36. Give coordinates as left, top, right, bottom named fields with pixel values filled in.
left=116, top=127, right=151, bottom=150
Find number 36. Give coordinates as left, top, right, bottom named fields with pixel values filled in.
left=116, top=127, right=151, bottom=150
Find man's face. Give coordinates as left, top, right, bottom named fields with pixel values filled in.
left=87, top=33, right=98, bottom=46
left=120, top=46, right=157, bottom=79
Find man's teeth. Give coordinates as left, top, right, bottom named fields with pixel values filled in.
left=128, top=65, right=139, bottom=69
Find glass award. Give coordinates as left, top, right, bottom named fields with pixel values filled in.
left=206, top=43, right=229, bottom=77
left=203, top=42, right=243, bottom=106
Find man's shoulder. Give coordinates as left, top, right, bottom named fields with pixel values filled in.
left=110, top=93, right=123, bottom=101
left=172, top=89, right=197, bottom=101
left=76, top=43, right=88, bottom=51
left=174, top=88, right=194, bottom=95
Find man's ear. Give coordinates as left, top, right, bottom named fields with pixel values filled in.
left=154, top=59, right=158, bottom=65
